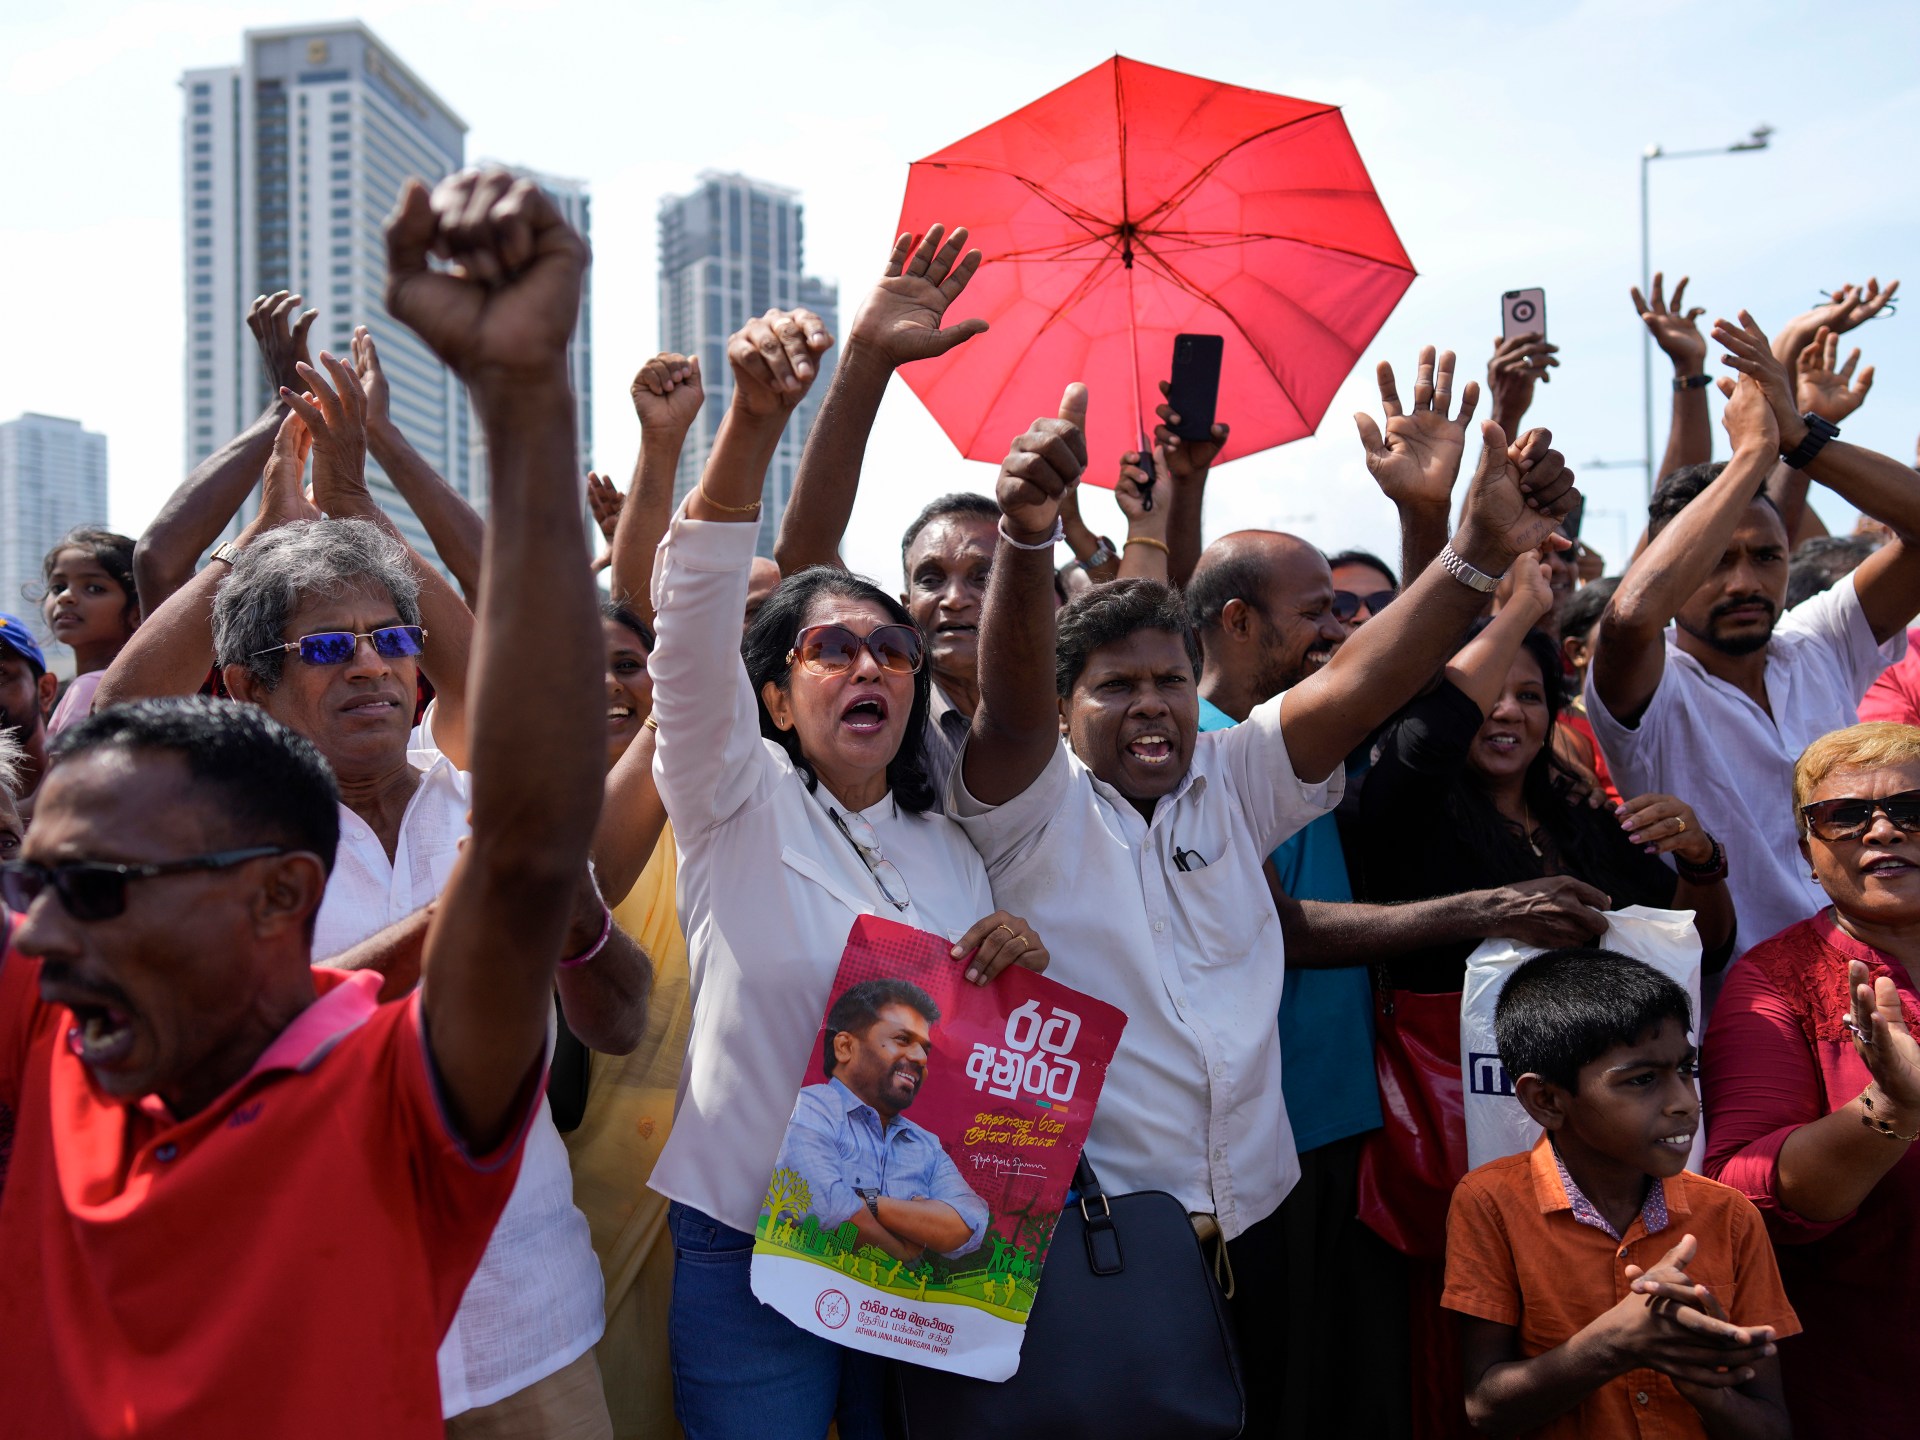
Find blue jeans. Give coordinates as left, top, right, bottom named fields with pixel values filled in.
left=667, top=1202, right=885, bottom=1440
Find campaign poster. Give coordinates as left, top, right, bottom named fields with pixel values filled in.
left=750, top=915, right=1127, bottom=1381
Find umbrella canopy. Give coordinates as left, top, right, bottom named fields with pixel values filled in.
left=895, top=56, right=1415, bottom=483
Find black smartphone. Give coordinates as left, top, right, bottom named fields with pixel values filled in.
left=1501, top=288, right=1547, bottom=341
left=1166, top=333, right=1224, bottom=442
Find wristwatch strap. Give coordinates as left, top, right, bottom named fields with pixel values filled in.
left=209, top=540, right=241, bottom=567
left=1781, top=412, right=1839, bottom=471
left=1672, top=373, right=1713, bottom=392
left=862, top=1189, right=883, bottom=1221
left=1438, top=543, right=1500, bottom=594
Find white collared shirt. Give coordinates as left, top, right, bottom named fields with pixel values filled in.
left=949, top=694, right=1340, bottom=1240
left=1584, top=574, right=1905, bottom=959
left=309, top=748, right=604, bottom=1416
left=648, top=510, right=996, bottom=1236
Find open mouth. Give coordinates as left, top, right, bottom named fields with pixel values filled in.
left=889, top=1062, right=922, bottom=1094
left=65, top=1001, right=137, bottom=1068
left=842, top=696, right=889, bottom=734
left=341, top=694, right=402, bottom=717
left=1653, top=1131, right=1695, bottom=1152
left=1482, top=731, right=1522, bottom=754
left=1126, top=732, right=1173, bottom=765
left=1305, top=647, right=1333, bottom=669
left=608, top=704, right=634, bottom=723
left=1863, top=855, right=1914, bottom=876
left=935, top=622, right=977, bottom=639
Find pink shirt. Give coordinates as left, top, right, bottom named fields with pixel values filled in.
left=1702, top=912, right=1920, bottom=1439
left=1856, top=625, right=1920, bottom=725
left=45, top=669, right=105, bottom=737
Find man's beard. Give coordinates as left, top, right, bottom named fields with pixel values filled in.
left=1679, top=596, right=1778, bottom=657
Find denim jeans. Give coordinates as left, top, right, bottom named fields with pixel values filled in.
left=667, top=1202, right=885, bottom=1440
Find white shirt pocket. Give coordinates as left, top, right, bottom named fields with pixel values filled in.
left=780, top=844, right=880, bottom=920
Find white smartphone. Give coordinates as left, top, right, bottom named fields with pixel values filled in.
left=1501, top=288, right=1547, bottom=341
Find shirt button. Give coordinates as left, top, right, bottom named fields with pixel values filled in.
left=1213, top=1062, right=1226, bottom=1078
left=1635, top=1391, right=1649, bottom=1406
left=154, top=1143, right=178, bottom=1163
left=1152, top=919, right=1166, bottom=934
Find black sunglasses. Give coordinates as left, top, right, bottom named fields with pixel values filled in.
left=1801, top=789, right=1920, bottom=843
left=0, top=847, right=292, bottom=922
left=786, top=622, right=924, bottom=677
left=1331, top=589, right=1395, bottom=622
left=254, top=625, right=427, bottom=666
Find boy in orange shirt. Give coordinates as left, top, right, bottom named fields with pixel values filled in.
left=1443, top=948, right=1798, bottom=1439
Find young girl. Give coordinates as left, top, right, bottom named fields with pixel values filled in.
left=38, top=527, right=139, bottom=736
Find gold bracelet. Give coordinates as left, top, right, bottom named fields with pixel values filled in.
left=1860, top=1084, right=1920, bottom=1141
left=695, top=482, right=762, bottom=516
left=1124, top=536, right=1171, bottom=555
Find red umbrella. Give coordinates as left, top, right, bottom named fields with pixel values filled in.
left=895, top=56, right=1415, bottom=483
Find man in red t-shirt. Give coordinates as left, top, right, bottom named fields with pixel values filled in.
left=0, top=169, right=614, bottom=1440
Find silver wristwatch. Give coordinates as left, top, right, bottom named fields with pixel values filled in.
left=1438, top=543, right=1499, bottom=594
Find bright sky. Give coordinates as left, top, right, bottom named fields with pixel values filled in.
left=6, top=0, right=1918, bottom=583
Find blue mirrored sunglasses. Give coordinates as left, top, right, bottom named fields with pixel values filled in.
left=254, top=625, right=427, bottom=667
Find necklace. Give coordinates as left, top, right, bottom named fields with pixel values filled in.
left=1522, top=799, right=1543, bottom=858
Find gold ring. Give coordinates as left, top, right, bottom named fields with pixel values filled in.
left=992, top=923, right=1015, bottom=942
left=1011, top=934, right=1031, bottom=952
left=1675, top=817, right=1687, bottom=833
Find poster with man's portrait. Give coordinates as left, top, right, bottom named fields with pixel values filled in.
left=750, top=915, right=1126, bottom=1381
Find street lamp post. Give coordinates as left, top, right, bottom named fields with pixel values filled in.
left=1640, top=126, right=1773, bottom=498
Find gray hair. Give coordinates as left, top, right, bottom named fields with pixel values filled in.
left=212, top=518, right=422, bottom=690
left=0, top=726, right=22, bottom=799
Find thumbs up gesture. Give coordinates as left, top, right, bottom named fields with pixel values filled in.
left=996, top=384, right=1088, bottom=545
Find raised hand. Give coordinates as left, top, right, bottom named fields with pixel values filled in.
left=848, top=224, right=989, bottom=367
left=1486, top=332, right=1559, bottom=433
left=630, top=352, right=705, bottom=436
left=1492, top=548, right=1555, bottom=622
left=1456, top=424, right=1580, bottom=566
left=997, top=385, right=1088, bottom=542
left=350, top=325, right=392, bottom=430
left=1631, top=273, right=1708, bottom=372
left=1846, top=959, right=1920, bottom=1118
left=384, top=169, right=588, bottom=395
left=247, top=290, right=319, bottom=396
left=1355, top=346, right=1480, bottom=512
left=244, top=412, right=321, bottom=537
left=1116, top=447, right=1173, bottom=531
left=280, top=351, right=369, bottom=511
left=1796, top=325, right=1874, bottom=423
left=1152, top=380, right=1230, bottom=482
left=727, top=308, right=833, bottom=417
left=1776, top=278, right=1900, bottom=358
left=1712, top=311, right=1801, bottom=448
left=585, top=472, right=623, bottom=543
left=1715, top=366, right=1783, bottom=459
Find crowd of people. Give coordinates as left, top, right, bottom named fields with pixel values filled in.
left=0, top=165, right=1913, bottom=1440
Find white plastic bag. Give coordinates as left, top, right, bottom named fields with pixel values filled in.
left=1460, top=905, right=1707, bottom=1172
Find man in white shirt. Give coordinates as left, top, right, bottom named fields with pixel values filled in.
left=950, top=379, right=1581, bottom=1426
left=1589, top=311, right=1920, bottom=960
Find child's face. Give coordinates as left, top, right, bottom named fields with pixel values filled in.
left=42, top=548, right=134, bottom=652
left=1557, top=1018, right=1700, bottom=1180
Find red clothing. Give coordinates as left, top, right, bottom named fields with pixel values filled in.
left=1556, top=705, right=1621, bottom=807
left=1855, top=625, right=1920, bottom=725
left=1702, top=912, right=1920, bottom=1439
left=0, top=946, right=530, bottom=1439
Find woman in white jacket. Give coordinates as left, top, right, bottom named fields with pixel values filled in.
left=646, top=307, right=1046, bottom=1440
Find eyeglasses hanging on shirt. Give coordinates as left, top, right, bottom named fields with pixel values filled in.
left=829, top=807, right=914, bottom=911
left=1171, top=846, right=1210, bottom=873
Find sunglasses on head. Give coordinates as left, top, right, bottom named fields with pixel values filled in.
left=787, top=623, right=924, bottom=678
left=1801, top=789, right=1920, bottom=843
left=254, top=625, right=427, bottom=667
left=0, top=847, right=292, bottom=922
left=1331, top=589, right=1395, bottom=622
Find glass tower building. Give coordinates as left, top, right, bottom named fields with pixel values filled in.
left=0, top=413, right=109, bottom=666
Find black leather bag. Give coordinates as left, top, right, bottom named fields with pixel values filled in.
left=886, top=1154, right=1245, bottom=1439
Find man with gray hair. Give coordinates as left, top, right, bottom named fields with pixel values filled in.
left=97, top=325, right=649, bottom=1434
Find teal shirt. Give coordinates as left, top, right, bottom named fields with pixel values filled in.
left=1197, top=697, right=1382, bottom=1152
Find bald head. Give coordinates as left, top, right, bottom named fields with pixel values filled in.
left=1185, top=530, right=1344, bottom=714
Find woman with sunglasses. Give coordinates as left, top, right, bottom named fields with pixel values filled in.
left=644, top=310, right=1048, bottom=1440
left=1703, top=722, right=1920, bottom=1437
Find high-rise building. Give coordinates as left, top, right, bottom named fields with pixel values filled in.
left=182, top=24, right=593, bottom=568
left=658, top=172, right=838, bottom=556
left=0, top=414, right=109, bottom=659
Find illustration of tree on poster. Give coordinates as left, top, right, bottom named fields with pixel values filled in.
left=750, top=915, right=1126, bottom=1381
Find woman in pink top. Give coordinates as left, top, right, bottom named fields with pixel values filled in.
left=1703, top=721, right=1920, bottom=1438
left=37, top=527, right=140, bottom=735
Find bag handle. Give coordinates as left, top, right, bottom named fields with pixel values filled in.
left=1073, top=1152, right=1123, bottom=1276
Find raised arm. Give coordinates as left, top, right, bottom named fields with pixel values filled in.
left=1763, top=326, right=1872, bottom=545
left=386, top=169, right=606, bottom=1154
left=962, top=386, right=1089, bottom=807
left=97, top=415, right=320, bottom=709
left=774, top=224, right=987, bottom=576
left=1770, top=277, right=1898, bottom=371
left=1633, top=272, right=1713, bottom=481
left=352, top=325, right=486, bottom=605
left=1113, top=448, right=1173, bottom=583
left=611, top=352, right=705, bottom=621
left=1485, top=331, right=1558, bottom=441
left=1591, top=369, right=1779, bottom=727
left=136, top=293, right=315, bottom=611
left=1151, top=378, right=1229, bottom=587
left=1279, top=416, right=1579, bottom=783
left=1354, top=346, right=1481, bottom=585
left=1717, top=309, right=1920, bottom=641
left=280, top=350, right=476, bottom=769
